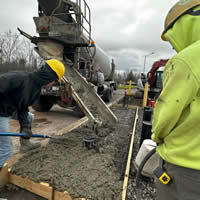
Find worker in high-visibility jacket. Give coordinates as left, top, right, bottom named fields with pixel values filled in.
left=152, top=0, right=200, bottom=199
left=0, top=59, right=65, bottom=169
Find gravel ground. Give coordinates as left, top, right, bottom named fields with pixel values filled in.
left=126, top=107, right=157, bottom=200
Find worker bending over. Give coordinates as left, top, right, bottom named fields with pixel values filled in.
left=0, top=59, right=65, bottom=169
left=152, top=0, right=200, bottom=199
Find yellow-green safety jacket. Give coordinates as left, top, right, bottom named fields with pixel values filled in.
left=152, top=8, right=200, bottom=170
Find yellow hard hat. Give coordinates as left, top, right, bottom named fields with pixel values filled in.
left=45, top=59, right=65, bottom=83
left=162, top=0, right=200, bottom=41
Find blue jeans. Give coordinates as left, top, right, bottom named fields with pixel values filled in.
left=0, top=112, right=34, bottom=167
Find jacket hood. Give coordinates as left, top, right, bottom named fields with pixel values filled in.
left=165, top=6, right=200, bottom=52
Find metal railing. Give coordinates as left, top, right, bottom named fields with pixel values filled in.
left=49, top=0, right=91, bottom=44
left=78, top=0, right=91, bottom=41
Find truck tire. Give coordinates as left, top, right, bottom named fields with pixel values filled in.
left=103, top=88, right=112, bottom=102
left=32, top=96, right=54, bottom=112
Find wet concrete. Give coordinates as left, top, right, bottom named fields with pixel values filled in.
left=8, top=107, right=136, bottom=200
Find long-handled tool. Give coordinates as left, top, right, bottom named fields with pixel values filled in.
left=0, top=132, right=55, bottom=139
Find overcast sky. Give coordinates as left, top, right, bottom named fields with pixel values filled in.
left=0, top=0, right=177, bottom=72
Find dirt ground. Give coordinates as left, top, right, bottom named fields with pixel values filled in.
left=118, top=95, right=143, bottom=107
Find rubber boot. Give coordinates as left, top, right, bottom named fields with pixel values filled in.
left=20, top=138, right=41, bottom=153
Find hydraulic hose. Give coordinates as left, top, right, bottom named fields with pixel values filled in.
left=135, top=147, right=156, bottom=188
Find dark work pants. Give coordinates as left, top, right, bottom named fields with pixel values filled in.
left=156, top=161, right=200, bottom=200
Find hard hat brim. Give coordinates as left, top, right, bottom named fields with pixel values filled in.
left=161, top=0, right=200, bottom=41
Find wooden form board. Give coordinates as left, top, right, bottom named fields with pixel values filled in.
left=1, top=166, right=86, bottom=200
left=56, top=116, right=88, bottom=136
left=122, top=107, right=138, bottom=200
left=8, top=173, right=73, bottom=200
left=112, top=104, right=138, bottom=109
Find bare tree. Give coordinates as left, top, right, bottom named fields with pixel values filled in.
left=0, top=30, right=41, bottom=70
left=0, top=30, right=42, bottom=73
left=22, top=38, right=35, bottom=66
left=19, top=38, right=41, bottom=69
left=2, top=30, right=22, bottom=63
left=0, top=35, right=6, bottom=64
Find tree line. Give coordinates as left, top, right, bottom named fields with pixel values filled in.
left=0, top=30, right=41, bottom=73
left=0, top=30, right=142, bottom=83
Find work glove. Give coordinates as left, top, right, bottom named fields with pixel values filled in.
left=20, top=126, right=32, bottom=139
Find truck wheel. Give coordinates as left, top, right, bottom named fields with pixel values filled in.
left=103, top=89, right=111, bottom=102
left=32, top=96, right=54, bottom=112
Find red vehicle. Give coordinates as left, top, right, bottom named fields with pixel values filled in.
left=147, top=59, right=169, bottom=99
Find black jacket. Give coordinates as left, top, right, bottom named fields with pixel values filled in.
left=0, top=64, right=57, bottom=127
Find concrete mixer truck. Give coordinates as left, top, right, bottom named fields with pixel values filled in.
left=30, top=42, right=117, bottom=113
left=18, top=0, right=117, bottom=124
